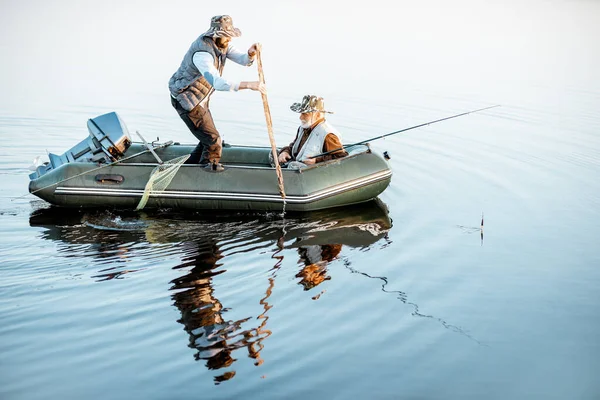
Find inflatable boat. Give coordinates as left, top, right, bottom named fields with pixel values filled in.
left=28, top=112, right=392, bottom=212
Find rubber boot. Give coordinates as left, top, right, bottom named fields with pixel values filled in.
left=206, top=161, right=224, bottom=172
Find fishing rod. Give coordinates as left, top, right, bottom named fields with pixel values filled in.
left=308, top=104, right=500, bottom=159
left=13, top=140, right=174, bottom=201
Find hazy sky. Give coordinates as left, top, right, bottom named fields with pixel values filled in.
left=1, top=0, right=599, bottom=109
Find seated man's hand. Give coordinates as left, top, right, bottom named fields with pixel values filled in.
left=303, top=157, right=316, bottom=165
left=278, top=151, right=291, bottom=164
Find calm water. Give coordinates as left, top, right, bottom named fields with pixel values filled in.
left=1, top=1, right=600, bottom=399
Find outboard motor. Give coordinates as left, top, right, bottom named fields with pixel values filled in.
left=29, top=112, right=132, bottom=180
left=87, top=112, right=132, bottom=160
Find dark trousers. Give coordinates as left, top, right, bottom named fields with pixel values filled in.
left=171, top=96, right=222, bottom=165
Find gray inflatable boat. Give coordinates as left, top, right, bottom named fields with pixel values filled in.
left=28, top=112, right=392, bottom=212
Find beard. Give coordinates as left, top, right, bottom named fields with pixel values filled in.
left=300, top=115, right=314, bottom=128
left=214, top=37, right=230, bottom=50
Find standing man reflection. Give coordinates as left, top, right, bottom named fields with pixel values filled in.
left=170, top=240, right=240, bottom=383
left=170, top=238, right=273, bottom=384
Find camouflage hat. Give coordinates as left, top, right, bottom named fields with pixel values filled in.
left=290, top=95, right=333, bottom=114
left=203, top=15, right=241, bottom=38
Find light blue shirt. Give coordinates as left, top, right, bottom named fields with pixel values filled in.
left=192, top=46, right=254, bottom=92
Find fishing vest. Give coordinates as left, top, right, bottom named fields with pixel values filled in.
left=168, top=35, right=227, bottom=111
left=292, top=120, right=342, bottom=162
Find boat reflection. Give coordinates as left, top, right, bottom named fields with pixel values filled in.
left=29, top=199, right=392, bottom=383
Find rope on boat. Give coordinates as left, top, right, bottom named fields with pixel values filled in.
left=14, top=141, right=174, bottom=201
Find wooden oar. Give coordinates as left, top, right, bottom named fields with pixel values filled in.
left=256, top=49, right=286, bottom=200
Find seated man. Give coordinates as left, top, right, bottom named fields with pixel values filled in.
left=277, top=95, right=348, bottom=168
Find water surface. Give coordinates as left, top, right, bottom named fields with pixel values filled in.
left=1, top=1, right=599, bottom=399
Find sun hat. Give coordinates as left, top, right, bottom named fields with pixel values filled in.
left=290, top=95, right=333, bottom=114
left=203, top=15, right=241, bottom=38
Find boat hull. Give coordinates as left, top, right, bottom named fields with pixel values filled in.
left=29, top=144, right=392, bottom=212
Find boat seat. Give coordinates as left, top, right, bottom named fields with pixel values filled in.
left=221, top=146, right=271, bottom=165
left=345, top=144, right=369, bottom=156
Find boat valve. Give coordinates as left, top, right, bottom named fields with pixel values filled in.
left=383, top=151, right=391, bottom=160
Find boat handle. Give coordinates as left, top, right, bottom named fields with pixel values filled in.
left=95, top=174, right=124, bottom=184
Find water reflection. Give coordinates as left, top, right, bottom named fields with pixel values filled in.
left=169, top=238, right=274, bottom=384
left=343, top=262, right=482, bottom=345
left=295, top=244, right=341, bottom=296
left=29, top=200, right=393, bottom=383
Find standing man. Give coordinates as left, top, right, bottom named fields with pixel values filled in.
left=169, top=15, right=265, bottom=171
left=278, top=95, right=348, bottom=168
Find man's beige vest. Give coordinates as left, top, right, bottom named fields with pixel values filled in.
left=292, top=121, right=342, bottom=162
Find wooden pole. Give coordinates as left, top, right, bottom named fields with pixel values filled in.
left=256, top=49, right=286, bottom=200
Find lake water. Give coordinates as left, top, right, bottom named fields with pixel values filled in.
left=1, top=1, right=599, bottom=399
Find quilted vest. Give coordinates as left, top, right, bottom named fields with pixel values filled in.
left=168, top=35, right=226, bottom=111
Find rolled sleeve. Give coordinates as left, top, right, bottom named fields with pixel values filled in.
left=226, top=45, right=254, bottom=66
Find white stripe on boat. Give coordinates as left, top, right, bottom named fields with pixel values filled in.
left=54, top=169, right=392, bottom=204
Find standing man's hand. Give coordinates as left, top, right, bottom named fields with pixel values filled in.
left=303, top=157, right=316, bottom=165
left=248, top=43, right=262, bottom=59
left=239, top=81, right=267, bottom=94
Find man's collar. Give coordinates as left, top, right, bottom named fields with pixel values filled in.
left=308, top=117, right=325, bottom=130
